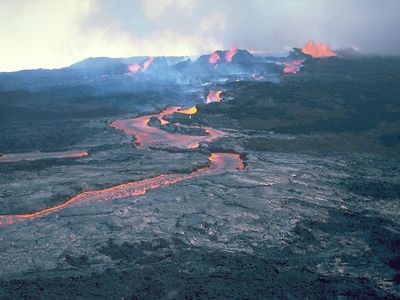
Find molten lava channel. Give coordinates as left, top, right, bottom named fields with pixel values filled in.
left=111, top=107, right=225, bottom=149
left=0, top=153, right=243, bottom=226
left=177, top=106, right=197, bottom=115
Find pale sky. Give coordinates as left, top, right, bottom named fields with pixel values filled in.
left=1, top=0, right=400, bottom=71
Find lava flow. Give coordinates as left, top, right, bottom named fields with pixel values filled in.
left=0, top=153, right=243, bottom=226
left=177, top=106, right=197, bottom=115
left=206, top=90, right=222, bottom=103
left=112, top=107, right=225, bottom=149
left=0, top=97, right=243, bottom=227
left=283, top=59, right=303, bottom=74
left=302, top=41, right=336, bottom=58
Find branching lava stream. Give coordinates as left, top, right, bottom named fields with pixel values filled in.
left=0, top=106, right=243, bottom=226
left=111, top=107, right=226, bottom=149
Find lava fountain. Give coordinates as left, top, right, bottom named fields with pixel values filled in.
left=142, top=56, right=155, bottom=72
left=302, top=41, right=336, bottom=58
left=225, top=48, right=238, bottom=62
left=206, top=90, right=223, bottom=103
left=128, top=63, right=141, bottom=74
left=209, top=52, right=220, bottom=64
left=128, top=56, right=155, bottom=74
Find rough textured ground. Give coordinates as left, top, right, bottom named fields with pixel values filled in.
left=1, top=57, right=400, bottom=299
left=1, top=149, right=399, bottom=299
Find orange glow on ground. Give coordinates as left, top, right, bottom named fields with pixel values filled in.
left=283, top=59, right=303, bottom=74
left=0, top=151, right=88, bottom=163
left=225, top=48, right=237, bottom=62
left=302, top=41, right=336, bottom=58
left=177, top=106, right=197, bottom=115
left=209, top=52, right=220, bottom=64
left=206, top=90, right=222, bottom=103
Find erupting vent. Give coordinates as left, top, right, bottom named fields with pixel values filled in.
left=128, top=56, right=155, bottom=73
left=225, top=48, right=238, bottom=62
left=302, top=41, right=336, bottom=58
left=142, top=56, right=155, bottom=72
left=209, top=52, right=220, bottom=64
left=128, top=63, right=140, bottom=73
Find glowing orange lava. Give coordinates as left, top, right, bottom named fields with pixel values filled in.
left=283, top=59, right=303, bottom=74
left=209, top=52, right=220, bottom=64
left=159, top=118, right=169, bottom=125
left=177, top=106, right=197, bottom=115
left=0, top=151, right=88, bottom=163
left=225, top=48, right=238, bottom=62
left=0, top=153, right=243, bottom=226
left=206, top=90, right=222, bottom=103
left=302, top=41, right=336, bottom=58
left=154, top=106, right=179, bottom=125
left=128, top=56, right=155, bottom=74
left=157, top=106, right=181, bottom=121
left=128, top=63, right=141, bottom=73
left=142, top=56, right=155, bottom=72
left=112, top=107, right=225, bottom=149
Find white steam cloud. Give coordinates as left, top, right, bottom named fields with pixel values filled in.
left=1, top=0, right=399, bottom=71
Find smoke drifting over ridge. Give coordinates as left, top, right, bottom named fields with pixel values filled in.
left=1, top=0, right=400, bottom=71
